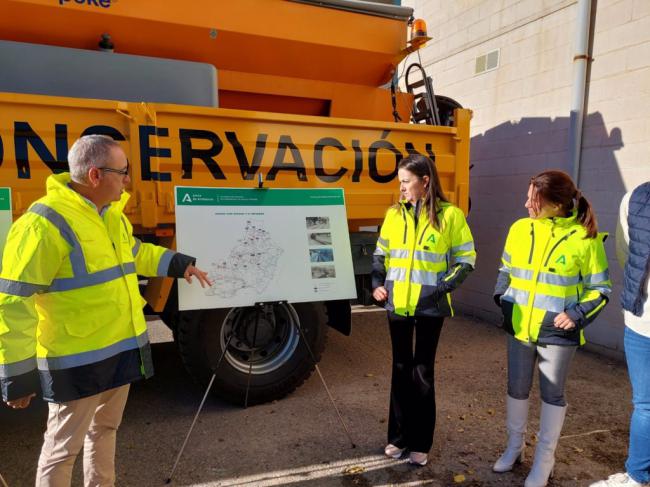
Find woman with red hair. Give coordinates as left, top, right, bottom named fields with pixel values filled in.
left=493, top=170, right=611, bottom=486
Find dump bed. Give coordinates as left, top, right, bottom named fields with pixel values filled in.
left=1, top=0, right=410, bottom=87
left=1, top=0, right=415, bottom=119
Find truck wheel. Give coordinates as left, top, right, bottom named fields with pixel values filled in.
left=175, top=302, right=327, bottom=405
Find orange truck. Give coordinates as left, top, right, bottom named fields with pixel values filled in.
left=0, top=0, right=471, bottom=404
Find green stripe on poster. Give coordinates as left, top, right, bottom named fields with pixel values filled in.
left=0, top=188, right=10, bottom=211
left=176, top=187, right=345, bottom=206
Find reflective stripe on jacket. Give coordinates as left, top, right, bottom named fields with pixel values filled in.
left=372, top=200, right=476, bottom=317
left=494, top=213, right=611, bottom=346
left=0, top=173, right=175, bottom=402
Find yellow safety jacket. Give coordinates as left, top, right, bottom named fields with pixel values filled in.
left=494, top=213, right=611, bottom=346
left=0, top=173, right=178, bottom=402
left=372, top=200, right=476, bottom=317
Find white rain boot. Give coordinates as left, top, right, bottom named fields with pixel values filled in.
left=493, top=396, right=529, bottom=472
left=524, top=401, right=567, bottom=487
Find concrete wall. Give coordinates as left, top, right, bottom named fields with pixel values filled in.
left=402, top=0, right=650, bottom=355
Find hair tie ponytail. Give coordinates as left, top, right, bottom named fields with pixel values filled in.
left=575, top=189, right=597, bottom=238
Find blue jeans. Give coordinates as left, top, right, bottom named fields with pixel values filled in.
left=625, top=326, right=650, bottom=484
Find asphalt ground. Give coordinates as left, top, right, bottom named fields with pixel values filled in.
left=0, top=310, right=631, bottom=486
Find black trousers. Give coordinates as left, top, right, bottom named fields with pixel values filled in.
left=387, top=312, right=444, bottom=453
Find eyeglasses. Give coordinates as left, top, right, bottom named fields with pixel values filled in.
left=97, top=160, right=129, bottom=176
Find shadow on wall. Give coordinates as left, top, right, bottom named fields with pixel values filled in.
left=453, top=111, right=627, bottom=354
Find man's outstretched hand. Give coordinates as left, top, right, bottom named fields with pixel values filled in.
left=183, top=265, right=213, bottom=288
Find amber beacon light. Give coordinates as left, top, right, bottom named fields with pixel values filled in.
left=410, top=18, right=428, bottom=43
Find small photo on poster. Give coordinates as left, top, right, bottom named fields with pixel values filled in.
left=307, top=232, right=332, bottom=246
left=311, top=265, right=336, bottom=279
left=310, top=248, right=334, bottom=263
left=306, top=216, right=330, bottom=230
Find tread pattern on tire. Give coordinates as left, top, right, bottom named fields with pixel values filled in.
left=176, top=302, right=327, bottom=405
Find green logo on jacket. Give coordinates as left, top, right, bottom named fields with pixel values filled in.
left=555, top=255, right=566, bottom=265
left=426, top=235, right=436, bottom=244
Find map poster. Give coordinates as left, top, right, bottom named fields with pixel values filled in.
left=175, top=187, right=357, bottom=310
left=0, top=188, right=12, bottom=262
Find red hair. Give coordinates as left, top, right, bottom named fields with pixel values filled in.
left=530, top=170, right=598, bottom=238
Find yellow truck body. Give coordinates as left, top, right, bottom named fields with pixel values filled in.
left=1, top=94, right=470, bottom=228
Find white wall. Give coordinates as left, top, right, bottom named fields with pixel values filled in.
left=402, top=0, right=650, bottom=354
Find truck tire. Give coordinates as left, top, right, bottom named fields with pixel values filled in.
left=435, top=95, right=463, bottom=126
left=175, top=302, right=327, bottom=405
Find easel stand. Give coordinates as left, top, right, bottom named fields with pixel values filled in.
left=166, top=301, right=355, bottom=484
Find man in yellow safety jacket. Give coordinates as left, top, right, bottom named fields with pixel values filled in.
left=0, top=135, right=211, bottom=487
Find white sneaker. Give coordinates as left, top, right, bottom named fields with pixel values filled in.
left=384, top=444, right=405, bottom=459
left=408, top=451, right=428, bottom=466
left=590, top=472, right=650, bottom=486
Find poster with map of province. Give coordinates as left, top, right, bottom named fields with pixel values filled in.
left=205, top=220, right=282, bottom=298
left=175, top=187, right=356, bottom=310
